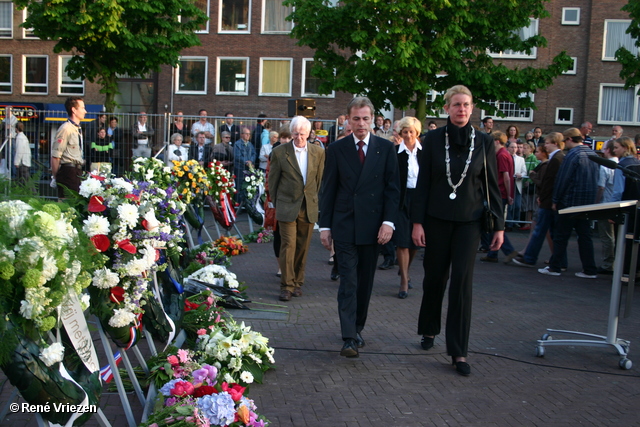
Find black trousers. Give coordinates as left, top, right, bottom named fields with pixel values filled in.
left=417, top=216, right=481, bottom=358
left=334, top=240, right=378, bottom=340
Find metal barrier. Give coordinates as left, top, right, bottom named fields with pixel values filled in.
left=1, top=109, right=338, bottom=198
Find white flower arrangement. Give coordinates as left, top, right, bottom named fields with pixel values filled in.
left=187, top=264, right=240, bottom=289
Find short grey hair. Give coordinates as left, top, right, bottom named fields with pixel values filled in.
left=170, top=133, right=183, bottom=143
left=290, top=116, right=311, bottom=133
left=347, top=96, right=375, bottom=117
left=221, top=131, right=231, bottom=138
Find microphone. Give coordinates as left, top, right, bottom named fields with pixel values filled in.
left=587, top=153, right=618, bottom=170
left=588, top=153, right=640, bottom=181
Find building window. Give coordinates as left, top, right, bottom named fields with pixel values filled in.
left=562, top=8, right=580, bottom=25
left=59, top=56, right=84, bottom=95
left=425, top=87, right=448, bottom=118
left=603, top=20, right=636, bottom=61
left=22, top=8, right=37, bottom=38
left=0, top=1, right=12, bottom=38
left=219, top=0, right=250, bottom=33
left=562, top=57, right=577, bottom=75
left=259, top=58, right=292, bottom=96
left=0, top=55, right=11, bottom=93
left=175, top=57, right=208, bottom=94
left=23, top=55, right=48, bottom=94
left=183, top=0, right=210, bottom=33
left=301, top=59, right=333, bottom=98
left=484, top=94, right=534, bottom=122
left=217, top=57, right=248, bottom=95
left=555, top=108, right=574, bottom=125
left=262, top=0, right=292, bottom=33
left=489, top=18, right=539, bottom=59
left=599, top=84, right=637, bottom=124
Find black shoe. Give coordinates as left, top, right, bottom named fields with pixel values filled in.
left=597, top=267, right=614, bottom=275
left=420, top=336, right=434, bottom=350
left=340, top=339, right=359, bottom=357
left=355, top=333, right=365, bottom=348
left=328, top=255, right=334, bottom=265
left=378, top=258, right=394, bottom=270
left=398, top=291, right=408, bottom=299
left=452, top=358, right=471, bottom=376
left=330, top=264, right=340, bottom=281
left=408, top=279, right=413, bottom=289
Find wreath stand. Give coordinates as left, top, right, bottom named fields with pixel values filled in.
left=96, top=270, right=187, bottom=427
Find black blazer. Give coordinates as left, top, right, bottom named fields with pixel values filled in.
left=218, top=124, right=240, bottom=143
left=319, top=134, right=400, bottom=245
left=397, top=144, right=425, bottom=209
left=410, top=126, right=504, bottom=231
left=538, top=151, right=564, bottom=209
left=189, top=144, right=212, bottom=164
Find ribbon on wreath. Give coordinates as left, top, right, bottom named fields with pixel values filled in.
left=59, top=291, right=100, bottom=374
left=221, top=192, right=236, bottom=226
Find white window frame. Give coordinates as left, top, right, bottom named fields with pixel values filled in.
left=0, top=1, right=12, bottom=38
left=218, top=0, right=251, bottom=34
left=488, top=18, right=539, bottom=59
left=175, top=56, right=208, bottom=95
left=22, top=8, right=37, bottom=39
left=58, top=55, right=84, bottom=96
left=261, top=0, right=293, bottom=34
left=259, top=58, right=292, bottom=97
left=192, top=0, right=210, bottom=34
left=301, top=58, right=334, bottom=98
left=22, top=54, right=48, bottom=95
left=562, top=7, right=580, bottom=26
left=0, top=54, right=11, bottom=93
left=425, top=89, right=448, bottom=119
left=563, top=57, right=577, bottom=75
left=555, top=108, right=574, bottom=125
left=598, top=83, right=640, bottom=125
left=603, top=19, right=637, bottom=61
left=216, top=57, right=249, bottom=96
left=483, top=94, right=535, bottom=122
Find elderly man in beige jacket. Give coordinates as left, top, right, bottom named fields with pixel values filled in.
left=268, top=115, right=325, bottom=301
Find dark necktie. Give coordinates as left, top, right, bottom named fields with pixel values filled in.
left=357, top=140, right=365, bottom=165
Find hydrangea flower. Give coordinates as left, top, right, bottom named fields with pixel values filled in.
left=197, top=392, right=236, bottom=426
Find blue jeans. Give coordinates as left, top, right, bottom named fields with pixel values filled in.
left=549, top=214, right=597, bottom=275
left=523, top=207, right=555, bottom=264
left=507, top=190, right=522, bottom=226
left=487, top=199, right=515, bottom=259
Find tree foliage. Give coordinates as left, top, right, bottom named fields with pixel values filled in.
left=615, top=1, right=640, bottom=92
left=14, top=0, right=208, bottom=111
left=285, top=0, right=572, bottom=121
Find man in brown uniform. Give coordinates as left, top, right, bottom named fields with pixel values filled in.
left=51, top=97, right=86, bottom=199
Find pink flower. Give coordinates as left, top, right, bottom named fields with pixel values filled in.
left=170, top=380, right=194, bottom=396
left=167, top=355, right=179, bottom=366
left=197, top=328, right=207, bottom=336
left=177, top=349, right=190, bottom=363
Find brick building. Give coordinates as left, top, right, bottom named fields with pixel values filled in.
left=1, top=0, right=639, bottom=139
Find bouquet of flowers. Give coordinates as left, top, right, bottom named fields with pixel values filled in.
left=195, top=318, right=275, bottom=386
left=182, top=291, right=227, bottom=340
left=206, top=160, right=238, bottom=230
left=0, top=199, right=105, bottom=425
left=144, top=348, right=269, bottom=427
left=243, top=228, right=273, bottom=244
left=171, top=160, right=211, bottom=205
left=185, top=264, right=249, bottom=309
left=78, top=174, right=184, bottom=348
left=129, top=157, right=175, bottom=191
left=214, top=236, right=248, bottom=257
left=242, top=165, right=265, bottom=226
left=182, top=242, right=231, bottom=277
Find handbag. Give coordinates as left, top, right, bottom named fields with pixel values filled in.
left=481, top=141, right=497, bottom=233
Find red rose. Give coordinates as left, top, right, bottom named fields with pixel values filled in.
left=193, top=386, right=217, bottom=398
left=109, top=286, right=125, bottom=303
left=90, top=234, right=110, bottom=252
left=220, top=382, right=245, bottom=401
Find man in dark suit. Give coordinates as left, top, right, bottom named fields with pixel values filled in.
left=189, top=131, right=212, bottom=166
left=319, top=96, right=401, bottom=358
left=218, top=112, right=241, bottom=144
left=269, top=116, right=325, bottom=302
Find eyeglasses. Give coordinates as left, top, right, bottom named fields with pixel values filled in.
left=222, top=136, right=230, bottom=138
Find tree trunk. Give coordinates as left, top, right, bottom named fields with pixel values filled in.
left=415, top=94, right=428, bottom=126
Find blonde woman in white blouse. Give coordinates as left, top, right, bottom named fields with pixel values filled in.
left=14, top=122, right=32, bottom=183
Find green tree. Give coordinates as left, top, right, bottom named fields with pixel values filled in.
left=14, top=0, right=208, bottom=111
left=615, top=1, right=640, bottom=92
left=286, top=0, right=572, bottom=121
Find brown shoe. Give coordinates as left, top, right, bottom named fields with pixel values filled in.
left=279, top=290, right=292, bottom=301
left=292, top=288, right=302, bottom=297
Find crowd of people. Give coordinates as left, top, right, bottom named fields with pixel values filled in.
left=6, top=90, right=640, bottom=379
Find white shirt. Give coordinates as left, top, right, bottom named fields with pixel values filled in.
left=513, top=155, right=526, bottom=193
left=354, top=132, right=371, bottom=155
left=14, top=132, right=31, bottom=167
left=294, top=143, right=308, bottom=185
left=166, top=144, right=188, bottom=165
left=137, top=122, right=148, bottom=145
left=191, top=121, right=215, bottom=144
left=398, top=140, right=422, bottom=189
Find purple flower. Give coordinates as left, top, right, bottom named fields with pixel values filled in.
left=197, top=392, right=235, bottom=425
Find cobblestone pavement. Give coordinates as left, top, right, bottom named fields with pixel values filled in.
left=2, top=216, right=639, bottom=426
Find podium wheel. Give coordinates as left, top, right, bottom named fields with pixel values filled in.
left=535, top=346, right=545, bottom=357
left=619, top=358, right=632, bottom=370
left=541, top=333, right=552, bottom=341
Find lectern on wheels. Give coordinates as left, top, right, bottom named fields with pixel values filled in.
left=535, top=200, right=638, bottom=370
